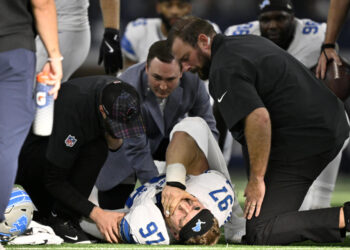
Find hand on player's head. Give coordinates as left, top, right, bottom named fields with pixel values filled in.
left=162, top=185, right=198, bottom=217
left=164, top=197, right=205, bottom=239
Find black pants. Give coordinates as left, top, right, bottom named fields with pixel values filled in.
left=16, top=133, right=107, bottom=220
left=246, top=143, right=345, bottom=245
left=98, top=137, right=169, bottom=209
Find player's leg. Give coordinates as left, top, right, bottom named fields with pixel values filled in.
left=16, top=133, right=54, bottom=219
left=300, top=152, right=342, bottom=210
left=0, top=48, right=35, bottom=222
left=35, top=29, right=90, bottom=82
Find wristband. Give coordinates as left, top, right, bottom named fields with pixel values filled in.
left=321, top=43, right=336, bottom=51
left=165, top=163, right=186, bottom=188
left=166, top=181, right=186, bottom=190
left=47, top=56, right=64, bottom=62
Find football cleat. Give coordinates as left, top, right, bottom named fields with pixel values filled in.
left=47, top=214, right=91, bottom=244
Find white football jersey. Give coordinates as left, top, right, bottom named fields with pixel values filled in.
left=121, top=170, right=233, bottom=245
left=224, top=18, right=326, bottom=68
left=121, top=18, right=221, bottom=63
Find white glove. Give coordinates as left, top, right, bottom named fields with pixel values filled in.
left=8, top=221, right=63, bottom=245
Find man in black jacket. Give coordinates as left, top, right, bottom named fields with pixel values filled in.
left=16, top=76, right=144, bottom=244
left=166, top=16, right=350, bottom=245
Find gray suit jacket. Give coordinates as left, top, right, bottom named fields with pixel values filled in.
left=96, top=62, right=218, bottom=190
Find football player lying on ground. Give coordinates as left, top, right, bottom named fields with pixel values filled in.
left=81, top=117, right=236, bottom=245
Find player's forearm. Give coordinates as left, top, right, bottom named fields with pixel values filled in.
left=166, top=131, right=207, bottom=175
left=100, top=0, right=120, bottom=29
left=31, top=0, right=61, bottom=59
left=244, top=107, right=271, bottom=181
left=324, top=0, right=350, bottom=44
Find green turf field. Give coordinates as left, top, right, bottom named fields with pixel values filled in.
left=4, top=171, right=350, bottom=249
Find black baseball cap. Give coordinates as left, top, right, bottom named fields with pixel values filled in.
left=259, top=0, right=294, bottom=14
left=101, top=80, right=145, bottom=138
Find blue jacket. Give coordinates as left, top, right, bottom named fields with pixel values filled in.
left=96, top=62, right=218, bottom=190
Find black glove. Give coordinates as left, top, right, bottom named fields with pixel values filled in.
left=98, top=28, right=123, bottom=75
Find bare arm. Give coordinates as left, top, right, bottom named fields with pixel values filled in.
left=316, top=0, right=350, bottom=79
left=244, top=107, right=271, bottom=220
left=100, top=0, right=120, bottom=29
left=162, top=131, right=207, bottom=216
left=166, top=131, right=209, bottom=175
left=31, top=0, right=62, bottom=98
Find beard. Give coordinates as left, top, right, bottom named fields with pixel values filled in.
left=160, top=14, right=173, bottom=32
left=195, top=49, right=211, bottom=80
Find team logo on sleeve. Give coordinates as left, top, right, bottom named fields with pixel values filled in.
left=192, top=219, right=205, bottom=232
left=65, top=135, right=77, bottom=147
left=259, top=0, right=270, bottom=9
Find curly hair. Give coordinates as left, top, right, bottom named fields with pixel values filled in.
left=184, top=217, right=220, bottom=245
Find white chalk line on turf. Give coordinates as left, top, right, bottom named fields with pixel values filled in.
left=6, top=248, right=350, bottom=250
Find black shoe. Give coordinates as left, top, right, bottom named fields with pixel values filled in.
left=344, top=202, right=350, bottom=231
left=47, top=212, right=91, bottom=244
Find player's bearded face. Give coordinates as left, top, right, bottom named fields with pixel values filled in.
left=191, top=47, right=211, bottom=81
left=259, top=11, right=295, bottom=50
left=157, top=1, right=191, bottom=32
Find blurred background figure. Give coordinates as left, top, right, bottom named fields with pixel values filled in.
left=120, top=0, right=221, bottom=70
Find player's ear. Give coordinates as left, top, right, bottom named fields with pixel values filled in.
left=198, top=34, right=210, bottom=50
left=99, top=105, right=107, bottom=119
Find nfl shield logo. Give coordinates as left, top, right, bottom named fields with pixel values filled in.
left=65, top=135, right=77, bottom=147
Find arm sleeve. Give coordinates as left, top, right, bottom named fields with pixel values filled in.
left=211, top=66, right=264, bottom=138
left=44, top=162, right=95, bottom=218
left=123, top=135, right=159, bottom=184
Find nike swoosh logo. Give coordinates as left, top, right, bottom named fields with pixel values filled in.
left=104, top=41, right=114, bottom=53
left=65, top=235, right=78, bottom=241
left=218, top=91, right=227, bottom=103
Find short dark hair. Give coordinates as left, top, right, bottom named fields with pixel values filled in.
left=146, top=40, right=175, bottom=66
left=168, top=16, right=216, bottom=48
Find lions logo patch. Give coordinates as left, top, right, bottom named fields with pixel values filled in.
left=65, top=135, right=77, bottom=147
left=259, top=0, right=270, bottom=9
left=192, top=219, right=205, bottom=232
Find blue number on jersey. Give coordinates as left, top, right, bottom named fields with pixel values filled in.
left=139, top=222, right=165, bottom=245
left=232, top=23, right=253, bottom=35
left=209, top=186, right=233, bottom=211
left=132, top=18, right=147, bottom=27
left=302, top=21, right=319, bottom=34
